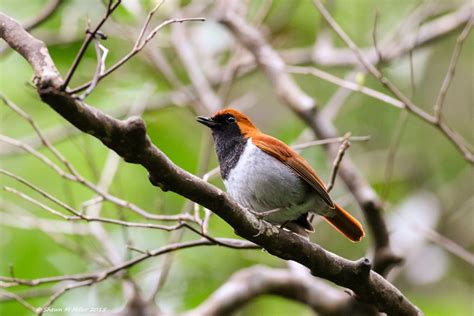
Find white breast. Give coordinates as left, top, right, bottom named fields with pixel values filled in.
left=224, top=139, right=324, bottom=224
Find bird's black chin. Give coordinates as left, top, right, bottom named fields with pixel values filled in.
left=197, top=116, right=219, bottom=128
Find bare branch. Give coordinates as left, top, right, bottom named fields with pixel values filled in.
left=0, top=95, right=193, bottom=222
left=78, top=39, right=109, bottom=100
left=312, top=0, right=474, bottom=164
left=2, top=182, right=187, bottom=232
left=421, top=226, right=474, bottom=266
left=38, top=280, right=94, bottom=315
left=293, top=135, right=370, bottom=150
left=372, top=10, right=383, bottom=63
left=0, top=239, right=257, bottom=288
left=62, top=0, right=121, bottom=89
left=0, top=288, right=53, bottom=303
left=0, top=290, right=37, bottom=313
left=0, top=206, right=89, bottom=235
left=282, top=3, right=472, bottom=67
left=434, top=17, right=473, bottom=121
left=68, top=17, right=206, bottom=94
left=0, top=134, right=74, bottom=180
left=134, top=0, right=165, bottom=49
left=185, top=266, right=366, bottom=316
left=381, top=112, right=409, bottom=201
left=286, top=65, right=404, bottom=109
left=327, top=133, right=351, bottom=193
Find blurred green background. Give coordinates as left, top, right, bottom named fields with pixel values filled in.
left=1, top=0, right=473, bottom=315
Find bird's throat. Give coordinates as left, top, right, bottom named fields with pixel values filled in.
left=212, top=131, right=247, bottom=180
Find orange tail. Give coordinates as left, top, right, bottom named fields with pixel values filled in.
left=324, top=204, right=365, bottom=242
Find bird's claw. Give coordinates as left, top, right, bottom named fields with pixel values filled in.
left=252, top=218, right=267, bottom=237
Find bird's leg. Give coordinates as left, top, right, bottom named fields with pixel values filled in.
left=249, top=209, right=267, bottom=237
left=250, top=208, right=283, bottom=237
left=248, top=208, right=281, bottom=219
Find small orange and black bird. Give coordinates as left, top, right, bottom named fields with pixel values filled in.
left=197, top=108, right=364, bottom=242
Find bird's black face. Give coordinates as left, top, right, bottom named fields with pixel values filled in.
left=196, top=114, right=237, bottom=129
left=197, top=113, right=242, bottom=141
left=197, top=113, right=246, bottom=179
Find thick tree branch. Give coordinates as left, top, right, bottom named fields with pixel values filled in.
left=185, top=266, right=376, bottom=316
left=0, top=12, right=421, bottom=315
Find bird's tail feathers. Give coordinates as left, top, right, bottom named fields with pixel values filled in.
left=323, top=204, right=365, bottom=242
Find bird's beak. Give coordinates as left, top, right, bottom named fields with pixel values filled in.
left=196, top=116, right=218, bottom=128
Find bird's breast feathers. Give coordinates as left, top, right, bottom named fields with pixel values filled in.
left=224, top=138, right=329, bottom=224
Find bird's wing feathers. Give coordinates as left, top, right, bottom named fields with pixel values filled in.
left=252, top=134, right=335, bottom=208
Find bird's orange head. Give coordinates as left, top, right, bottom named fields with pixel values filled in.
left=196, top=108, right=259, bottom=138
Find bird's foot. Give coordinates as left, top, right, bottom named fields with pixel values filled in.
left=252, top=219, right=267, bottom=237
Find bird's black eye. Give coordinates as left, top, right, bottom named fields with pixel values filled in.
left=227, top=116, right=236, bottom=123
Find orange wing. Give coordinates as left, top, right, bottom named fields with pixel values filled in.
left=252, top=133, right=335, bottom=209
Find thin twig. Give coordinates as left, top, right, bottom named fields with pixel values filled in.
left=0, top=134, right=74, bottom=180
left=4, top=186, right=75, bottom=219
left=62, top=0, right=121, bottom=89
left=147, top=228, right=185, bottom=301
left=0, top=94, right=78, bottom=176
left=372, top=10, right=384, bottom=63
left=38, top=280, right=94, bottom=315
left=0, top=133, right=191, bottom=222
left=0, top=239, right=257, bottom=288
left=0, top=170, right=193, bottom=232
left=381, top=15, right=420, bottom=202
left=0, top=288, right=54, bottom=303
left=312, top=0, right=474, bottom=164
left=293, top=135, right=370, bottom=150
left=410, top=223, right=474, bottom=266
left=79, top=39, right=109, bottom=100
left=326, top=133, right=351, bottom=192
left=3, top=185, right=187, bottom=231
left=433, top=18, right=473, bottom=121
left=1, top=96, right=194, bottom=221
left=0, top=206, right=89, bottom=235
left=321, top=2, right=439, bottom=120
left=0, top=290, right=37, bottom=313
left=134, top=0, right=166, bottom=50
left=69, top=17, right=206, bottom=94
left=381, top=111, right=409, bottom=201
left=286, top=66, right=404, bottom=109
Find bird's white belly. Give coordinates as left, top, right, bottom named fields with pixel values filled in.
left=224, top=139, right=323, bottom=224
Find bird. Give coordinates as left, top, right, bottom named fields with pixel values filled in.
left=197, top=108, right=365, bottom=242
